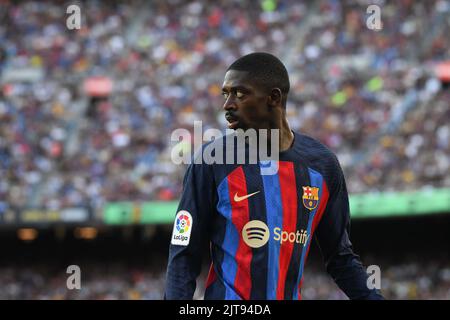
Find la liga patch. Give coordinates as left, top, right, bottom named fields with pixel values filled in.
left=171, top=210, right=193, bottom=246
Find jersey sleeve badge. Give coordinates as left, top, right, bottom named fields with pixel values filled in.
left=171, top=210, right=193, bottom=246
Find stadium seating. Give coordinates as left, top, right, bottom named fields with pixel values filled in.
left=0, top=0, right=449, bottom=300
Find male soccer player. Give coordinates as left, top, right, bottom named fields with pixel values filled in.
left=165, top=52, right=383, bottom=300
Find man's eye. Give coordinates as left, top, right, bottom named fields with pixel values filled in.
left=236, top=91, right=244, bottom=98
left=222, top=92, right=229, bottom=99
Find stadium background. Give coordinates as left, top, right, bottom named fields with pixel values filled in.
left=0, top=0, right=449, bottom=299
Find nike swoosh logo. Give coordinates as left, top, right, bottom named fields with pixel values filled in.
left=234, top=191, right=260, bottom=202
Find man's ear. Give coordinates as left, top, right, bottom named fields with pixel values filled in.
left=268, top=88, right=282, bottom=108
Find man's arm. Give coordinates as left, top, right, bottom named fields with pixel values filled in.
left=164, top=161, right=215, bottom=300
left=315, top=156, right=384, bottom=300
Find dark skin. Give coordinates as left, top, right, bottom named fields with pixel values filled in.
left=221, top=70, right=294, bottom=152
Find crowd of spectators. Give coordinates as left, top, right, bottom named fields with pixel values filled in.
left=0, top=0, right=449, bottom=213
left=301, top=255, right=450, bottom=300
left=1, top=0, right=449, bottom=301
left=0, top=255, right=448, bottom=300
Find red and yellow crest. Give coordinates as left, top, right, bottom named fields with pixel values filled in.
left=302, top=186, right=319, bottom=210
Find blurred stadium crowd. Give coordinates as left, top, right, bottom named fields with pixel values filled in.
left=0, top=0, right=449, bottom=301
left=1, top=256, right=449, bottom=299
left=1, top=0, right=449, bottom=214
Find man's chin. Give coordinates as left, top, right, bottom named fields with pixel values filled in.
left=227, top=120, right=240, bottom=130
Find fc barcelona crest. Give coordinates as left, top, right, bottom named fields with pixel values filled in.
left=302, top=186, right=319, bottom=210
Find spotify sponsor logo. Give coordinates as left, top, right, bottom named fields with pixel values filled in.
left=242, top=220, right=308, bottom=248
left=242, top=220, right=270, bottom=248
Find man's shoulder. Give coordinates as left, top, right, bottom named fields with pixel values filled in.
left=192, top=133, right=232, bottom=164
left=294, top=131, right=338, bottom=165
left=293, top=132, right=343, bottom=191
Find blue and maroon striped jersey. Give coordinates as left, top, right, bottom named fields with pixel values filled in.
left=165, top=131, right=383, bottom=300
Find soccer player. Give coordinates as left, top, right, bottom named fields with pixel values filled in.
left=165, top=52, right=384, bottom=300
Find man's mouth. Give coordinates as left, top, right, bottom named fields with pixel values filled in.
left=225, top=114, right=239, bottom=129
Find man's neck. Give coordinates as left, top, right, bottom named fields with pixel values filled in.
left=264, top=112, right=294, bottom=152
left=279, top=120, right=294, bottom=152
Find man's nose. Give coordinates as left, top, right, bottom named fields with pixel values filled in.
left=223, top=95, right=237, bottom=111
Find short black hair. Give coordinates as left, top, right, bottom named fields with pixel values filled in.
left=226, top=52, right=290, bottom=106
